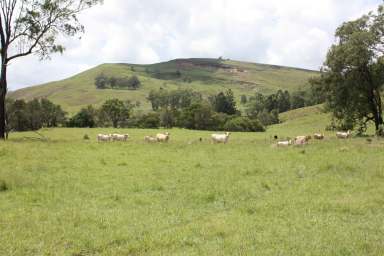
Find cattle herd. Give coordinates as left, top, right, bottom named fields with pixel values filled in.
left=277, top=130, right=352, bottom=147
left=97, top=130, right=352, bottom=146
left=97, top=132, right=231, bottom=144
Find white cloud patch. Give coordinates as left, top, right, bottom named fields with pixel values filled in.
left=7, top=0, right=381, bottom=90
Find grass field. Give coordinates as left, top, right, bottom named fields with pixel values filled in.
left=1, top=109, right=384, bottom=255
left=10, top=58, right=318, bottom=114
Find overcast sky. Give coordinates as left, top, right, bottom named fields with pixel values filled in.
left=8, top=0, right=381, bottom=90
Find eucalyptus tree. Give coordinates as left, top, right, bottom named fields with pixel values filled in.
left=314, top=4, right=384, bottom=134
left=0, top=0, right=102, bottom=139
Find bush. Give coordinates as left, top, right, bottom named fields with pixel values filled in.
left=83, top=134, right=90, bottom=140
left=0, top=180, right=8, bottom=192
left=138, top=113, right=160, bottom=128
left=223, top=117, right=265, bottom=132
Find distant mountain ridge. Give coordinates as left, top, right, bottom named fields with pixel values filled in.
left=10, top=58, right=319, bottom=113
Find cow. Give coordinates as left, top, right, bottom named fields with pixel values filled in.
left=156, top=132, right=170, bottom=142
left=277, top=140, right=292, bottom=147
left=293, top=135, right=311, bottom=145
left=211, top=132, right=231, bottom=144
left=112, top=134, right=129, bottom=142
left=97, top=134, right=112, bottom=142
left=336, top=130, right=352, bottom=139
left=144, top=136, right=158, bottom=143
left=314, top=133, right=325, bottom=140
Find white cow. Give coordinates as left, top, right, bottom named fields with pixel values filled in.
left=156, top=132, right=170, bottom=142
left=277, top=140, right=292, bottom=147
left=294, top=135, right=311, bottom=145
left=336, top=130, right=352, bottom=139
left=144, top=136, right=158, bottom=143
left=112, top=134, right=129, bottom=142
left=211, top=132, right=231, bottom=144
left=97, top=134, right=112, bottom=142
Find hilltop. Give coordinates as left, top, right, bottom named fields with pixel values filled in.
left=10, top=58, right=318, bottom=113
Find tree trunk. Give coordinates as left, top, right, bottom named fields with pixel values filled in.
left=370, top=89, right=384, bottom=132
left=0, top=60, right=7, bottom=140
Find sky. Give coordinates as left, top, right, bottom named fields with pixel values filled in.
left=8, top=0, right=382, bottom=90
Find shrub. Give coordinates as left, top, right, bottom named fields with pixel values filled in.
left=138, top=113, right=160, bottom=129
left=0, top=180, right=8, bottom=192
left=83, top=134, right=90, bottom=140
left=223, top=117, right=265, bottom=132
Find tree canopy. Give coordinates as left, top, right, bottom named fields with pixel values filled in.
left=313, top=4, right=384, bottom=134
left=0, top=0, right=102, bottom=139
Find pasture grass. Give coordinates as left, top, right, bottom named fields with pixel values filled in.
left=1, top=114, right=384, bottom=255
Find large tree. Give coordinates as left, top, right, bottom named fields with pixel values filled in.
left=314, top=4, right=384, bottom=134
left=0, top=0, right=101, bottom=139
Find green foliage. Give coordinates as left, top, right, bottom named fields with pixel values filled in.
left=6, top=98, right=66, bottom=132
left=67, top=105, right=97, bottom=128
left=314, top=5, right=384, bottom=133
left=137, top=112, right=160, bottom=129
left=210, top=89, right=237, bottom=115
left=147, top=88, right=202, bottom=111
left=99, top=99, right=133, bottom=128
left=95, top=74, right=141, bottom=90
left=179, top=102, right=226, bottom=130
left=0, top=179, right=7, bottom=192
left=223, top=116, right=265, bottom=132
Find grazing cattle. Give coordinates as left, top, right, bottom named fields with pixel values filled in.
left=211, top=132, right=231, bottom=144
left=144, top=136, right=158, bottom=143
left=314, top=133, right=325, bottom=140
left=294, top=135, right=311, bottom=145
left=97, top=134, right=112, bottom=142
left=277, top=140, right=292, bottom=147
left=112, top=134, right=129, bottom=142
left=336, top=130, right=352, bottom=139
left=156, top=132, right=170, bottom=142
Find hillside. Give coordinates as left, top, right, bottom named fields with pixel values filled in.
left=10, top=58, right=318, bottom=113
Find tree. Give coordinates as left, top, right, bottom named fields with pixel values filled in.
left=99, top=99, right=132, bottom=128
left=179, top=102, right=218, bottom=130
left=211, top=89, right=237, bottom=115
left=0, top=0, right=101, bottom=139
left=223, top=116, right=265, bottom=132
left=40, top=98, right=66, bottom=127
left=127, top=75, right=141, bottom=90
left=95, top=73, right=108, bottom=89
left=67, top=105, right=97, bottom=128
left=314, top=4, right=384, bottom=134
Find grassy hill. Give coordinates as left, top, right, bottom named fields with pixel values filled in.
left=10, top=58, right=318, bottom=113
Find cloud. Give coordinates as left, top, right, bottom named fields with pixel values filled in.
left=7, top=0, right=381, bottom=90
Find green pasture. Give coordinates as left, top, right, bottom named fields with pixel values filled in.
left=0, top=110, right=383, bottom=255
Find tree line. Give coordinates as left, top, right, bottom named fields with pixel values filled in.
left=5, top=86, right=324, bottom=136
left=5, top=98, right=66, bottom=138
left=68, top=89, right=266, bottom=132
left=95, top=74, right=141, bottom=90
